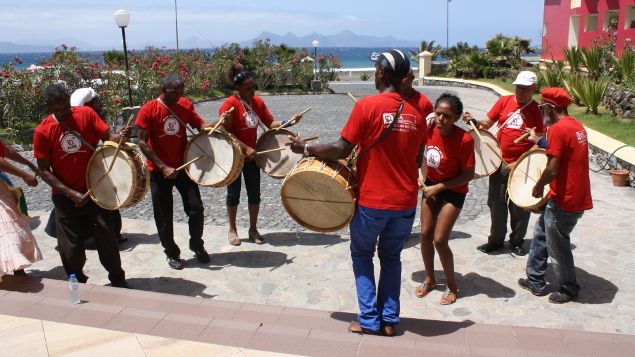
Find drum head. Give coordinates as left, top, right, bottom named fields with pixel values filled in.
left=185, top=131, right=238, bottom=186
left=87, top=145, right=135, bottom=210
left=281, top=160, right=355, bottom=232
left=255, top=129, right=303, bottom=178
left=508, top=149, right=549, bottom=211
left=471, top=130, right=502, bottom=178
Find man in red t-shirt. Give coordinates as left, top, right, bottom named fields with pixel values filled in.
left=135, top=73, right=214, bottom=270
left=290, top=49, right=426, bottom=336
left=518, top=88, right=592, bottom=304
left=33, top=84, right=129, bottom=287
left=466, top=71, right=544, bottom=256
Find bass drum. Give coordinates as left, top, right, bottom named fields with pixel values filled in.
left=184, top=129, right=244, bottom=187
left=508, top=149, right=549, bottom=213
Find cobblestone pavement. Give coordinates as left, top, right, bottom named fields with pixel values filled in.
left=20, top=83, right=498, bottom=233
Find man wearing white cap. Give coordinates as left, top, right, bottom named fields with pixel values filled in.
left=464, top=71, right=543, bottom=256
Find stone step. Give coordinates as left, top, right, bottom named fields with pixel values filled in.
left=1, top=275, right=633, bottom=356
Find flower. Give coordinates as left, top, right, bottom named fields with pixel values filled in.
left=114, top=97, right=121, bottom=104
left=14, top=56, right=22, bottom=64
left=61, top=44, right=68, bottom=50
left=202, top=79, right=210, bottom=89
left=2, top=71, right=9, bottom=78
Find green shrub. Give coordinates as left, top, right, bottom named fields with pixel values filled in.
left=612, top=48, right=634, bottom=86
left=359, top=72, right=371, bottom=81
left=563, top=46, right=583, bottom=72
left=565, top=74, right=608, bottom=114
left=537, top=61, right=565, bottom=88
left=581, top=46, right=605, bottom=79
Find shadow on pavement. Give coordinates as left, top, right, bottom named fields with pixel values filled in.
left=126, top=277, right=216, bottom=298
left=207, top=250, right=291, bottom=269
left=118, top=232, right=160, bottom=251
left=262, top=232, right=346, bottom=247
left=411, top=270, right=516, bottom=299
left=329, top=311, right=475, bottom=337
left=404, top=230, right=472, bottom=250
left=0, top=274, right=45, bottom=293
left=545, top=265, right=618, bottom=304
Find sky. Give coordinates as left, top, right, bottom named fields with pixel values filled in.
left=0, top=0, right=545, bottom=49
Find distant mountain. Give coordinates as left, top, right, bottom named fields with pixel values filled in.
left=0, top=42, right=58, bottom=53
left=243, top=30, right=419, bottom=48
left=129, top=36, right=218, bottom=51
left=0, top=38, right=100, bottom=53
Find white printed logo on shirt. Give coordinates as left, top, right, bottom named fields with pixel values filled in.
left=426, top=146, right=443, bottom=169
left=60, top=132, right=82, bottom=154
left=576, top=130, right=587, bottom=144
left=244, top=111, right=258, bottom=128
left=383, top=113, right=394, bottom=125
left=163, top=116, right=180, bottom=136
left=504, top=111, right=525, bottom=130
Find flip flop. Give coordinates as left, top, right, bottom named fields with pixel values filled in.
left=440, top=289, right=458, bottom=305
left=228, top=231, right=241, bottom=246
left=248, top=230, right=265, bottom=244
left=415, top=282, right=436, bottom=298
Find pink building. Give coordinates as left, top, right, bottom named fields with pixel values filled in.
left=542, top=0, right=635, bottom=61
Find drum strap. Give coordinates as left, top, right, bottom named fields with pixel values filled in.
left=53, top=115, right=96, bottom=152
left=237, top=95, right=268, bottom=132
left=352, top=97, right=406, bottom=164
left=156, top=97, right=201, bottom=137
left=495, top=99, right=534, bottom=139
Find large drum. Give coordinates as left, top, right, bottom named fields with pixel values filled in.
left=86, top=141, right=149, bottom=210
left=470, top=129, right=502, bottom=178
left=255, top=128, right=304, bottom=178
left=508, top=149, right=549, bottom=213
left=184, top=129, right=243, bottom=187
left=281, top=158, right=357, bottom=232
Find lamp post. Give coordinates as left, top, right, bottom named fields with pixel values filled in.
left=311, top=39, right=320, bottom=92
left=174, top=0, right=180, bottom=61
left=446, top=0, right=452, bottom=50
left=114, top=9, right=133, bottom=107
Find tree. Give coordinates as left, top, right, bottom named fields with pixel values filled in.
left=409, top=40, right=442, bottom=63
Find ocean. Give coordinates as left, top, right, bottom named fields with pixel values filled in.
left=0, top=47, right=418, bottom=71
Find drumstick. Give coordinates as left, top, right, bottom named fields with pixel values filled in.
left=82, top=113, right=135, bottom=200
left=208, top=107, right=234, bottom=134
left=256, top=147, right=287, bottom=155
left=514, top=132, right=530, bottom=144
left=275, top=107, right=311, bottom=131
left=347, top=92, right=358, bottom=103
left=284, top=136, right=319, bottom=146
left=175, top=155, right=204, bottom=171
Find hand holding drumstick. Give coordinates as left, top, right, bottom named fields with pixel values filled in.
left=276, top=108, right=311, bottom=131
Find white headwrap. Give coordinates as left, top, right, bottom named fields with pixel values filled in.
left=70, top=88, right=98, bottom=107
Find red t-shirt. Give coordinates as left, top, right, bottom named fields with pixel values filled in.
left=219, top=95, right=274, bottom=162
left=546, top=116, right=593, bottom=212
left=487, top=95, right=543, bottom=163
left=135, top=97, right=205, bottom=171
left=407, top=90, right=434, bottom=119
left=341, top=92, right=426, bottom=210
left=425, top=125, right=475, bottom=194
left=33, top=106, right=109, bottom=194
left=0, top=141, right=5, bottom=157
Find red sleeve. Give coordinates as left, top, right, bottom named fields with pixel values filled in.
left=187, top=101, right=205, bottom=130
left=135, top=101, right=153, bottom=131
left=546, top=125, right=564, bottom=158
left=255, top=98, right=274, bottom=126
left=461, top=133, right=475, bottom=169
left=33, top=128, right=51, bottom=160
left=340, top=101, right=366, bottom=145
left=487, top=96, right=505, bottom=122
left=219, top=97, right=238, bottom=131
left=423, top=98, right=433, bottom=118
left=0, top=141, right=5, bottom=158
left=89, top=109, right=109, bottom=139
left=530, top=106, right=545, bottom=132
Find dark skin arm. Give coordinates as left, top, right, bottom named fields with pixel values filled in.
left=532, top=155, right=559, bottom=198
left=288, top=136, right=355, bottom=161
left=2, top=143, right=39, bottom=174
left=0, top=158, right=37, bottom=187
left=136, top=127, right=177, bottom=179
left=423, top=165, right=475, bottom=198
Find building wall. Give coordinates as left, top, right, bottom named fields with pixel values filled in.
left=542, top=0, right=635, bottom=61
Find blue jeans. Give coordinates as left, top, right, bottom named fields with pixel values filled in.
left=526, top=199, right=583, bottom=296
left=349, top=205, right=416, bottom=331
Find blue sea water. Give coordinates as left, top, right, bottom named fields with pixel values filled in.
left=0, top=47, right=419, bottom=71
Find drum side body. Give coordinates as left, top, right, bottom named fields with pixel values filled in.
left=86, top=142, right=138, bottom=210
left=471, top=130, right=502, bottom=178
left=255, top=129, right=303, bottom=179
left=184, top=131, right=244, bottom=187
left=508, top=149, right=550, bottom=212
left=280, top=158, right=357, bottom=233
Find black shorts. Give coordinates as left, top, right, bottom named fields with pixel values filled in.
left=425, top=179, right=467, bottom=209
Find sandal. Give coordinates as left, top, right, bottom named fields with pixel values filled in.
left=415, top=282, right=436, bottom=298
left=248, top=230, right=265, bottom=244
left=440, top=289, right=458, bottom=305
left=348, top=321, right=379, bottom=335
left=228, top=231, right=241, bottom=246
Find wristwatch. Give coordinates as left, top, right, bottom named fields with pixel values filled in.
left=304, top=143, right=310, bottom=156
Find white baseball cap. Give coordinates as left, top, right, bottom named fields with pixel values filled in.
left=512, top=71, right=538, bottom=86
left=70, top=87, right=98, bottom=107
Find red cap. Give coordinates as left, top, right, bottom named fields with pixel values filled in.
left=540, top=87, right=572, bottom=107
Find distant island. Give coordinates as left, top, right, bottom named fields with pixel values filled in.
left=0, top=31, right=420, bottom=53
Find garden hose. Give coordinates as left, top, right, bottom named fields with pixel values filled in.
left=591, top=144, right=634, bottom=173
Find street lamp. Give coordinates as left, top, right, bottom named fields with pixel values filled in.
left=114, top=9, right=133, bottom=107
left=311, top=39, right=321, bottom=92
left=446, top=0, right=452, bottom=50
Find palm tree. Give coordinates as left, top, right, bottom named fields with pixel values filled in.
left=409, top=40, right=442, bottom=63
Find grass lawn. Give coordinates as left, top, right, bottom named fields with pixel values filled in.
left=569, top=106, right=635, bottom=146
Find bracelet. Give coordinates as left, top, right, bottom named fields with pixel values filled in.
left=304, top=143, right=310, bottom=156
left=470, top=119, right=479, bottom=127
left=537, top=136, right=547, bottom=149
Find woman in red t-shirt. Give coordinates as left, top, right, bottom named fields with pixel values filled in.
left=218, top=64, right=302, bottom=246
left=415, top=93, right=475, bottom=305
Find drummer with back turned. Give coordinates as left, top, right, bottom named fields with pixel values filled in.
left=135, top=73, right=214, bottom=270
left=464, top=70, right=543, bottom=256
